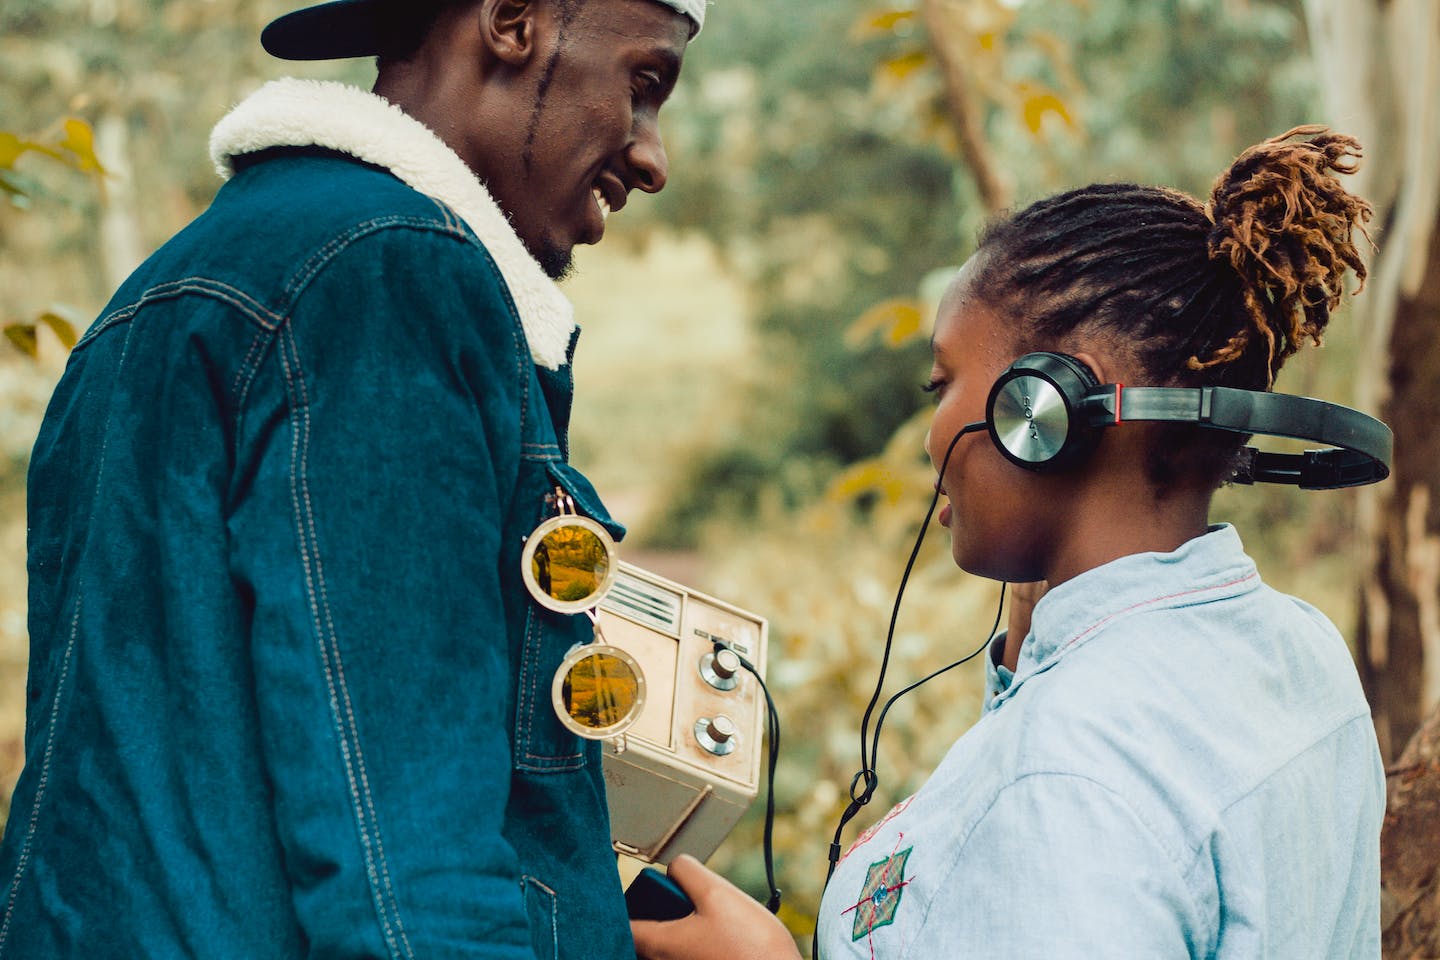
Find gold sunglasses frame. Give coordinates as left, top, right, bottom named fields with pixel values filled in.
left=549, top=641, right=648, bottom=741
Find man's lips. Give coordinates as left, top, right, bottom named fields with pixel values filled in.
left=581, top=176, right=627, bottom=244
left=593, top=174, right=628, bottom=220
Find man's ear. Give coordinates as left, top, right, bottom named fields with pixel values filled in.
left=480, top=0, right=540, bottom=67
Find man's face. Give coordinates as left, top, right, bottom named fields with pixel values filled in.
left=480, top=0, right=691, bottom=278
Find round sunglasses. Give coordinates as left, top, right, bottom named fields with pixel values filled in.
left=522, top=487, right=646, bottom=746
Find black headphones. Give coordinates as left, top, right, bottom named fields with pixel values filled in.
left=986, top=352, right=1392, bottom=489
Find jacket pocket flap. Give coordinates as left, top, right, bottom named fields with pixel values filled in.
left=544, top=460, right=626, bottom=543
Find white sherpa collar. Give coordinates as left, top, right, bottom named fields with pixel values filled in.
left=209, top=78, right=576, bottom=370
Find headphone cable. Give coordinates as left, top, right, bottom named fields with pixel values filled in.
left=717, top=641, right=783, bottom=914
left=814, top=420, right=1004, bottom=957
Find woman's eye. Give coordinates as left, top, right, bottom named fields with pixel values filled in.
left=922, top=379, right=946, bottom=401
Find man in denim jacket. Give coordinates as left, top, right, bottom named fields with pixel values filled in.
left=0, top=1, right=700, bottom=956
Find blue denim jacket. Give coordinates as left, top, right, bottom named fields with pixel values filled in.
left=0, top=124, right=633, bottom=956
left=819, top=525, right=1383, bottom=958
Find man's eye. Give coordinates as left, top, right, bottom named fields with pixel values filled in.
left=633, top=73, right=662, bottom=102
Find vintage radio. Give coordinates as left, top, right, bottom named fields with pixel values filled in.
left=596, top=561, right=769, bottom=865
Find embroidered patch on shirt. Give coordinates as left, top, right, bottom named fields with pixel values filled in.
left=845, top=844, right=913, bottom=942
left=841, top=795, right=913, bottom=863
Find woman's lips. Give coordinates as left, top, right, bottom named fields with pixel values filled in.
left=939, top=502, right=952, bottom=527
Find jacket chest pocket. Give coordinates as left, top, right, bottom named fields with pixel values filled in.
left=512, top=458, right=625, bottom=773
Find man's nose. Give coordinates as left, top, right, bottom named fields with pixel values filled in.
left=627, top=121, right=669, bottom=194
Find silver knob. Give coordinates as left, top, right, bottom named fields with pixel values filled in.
left=706, top=716, right=735, bottom=742
left=712, top=649, right=740, bottom=679
left=699, top=649, right=742, bottom=691
left=694, top=714, right=738, bottom=756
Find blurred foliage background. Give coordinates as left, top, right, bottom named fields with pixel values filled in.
left=0, top=0, right=1423, bottom=951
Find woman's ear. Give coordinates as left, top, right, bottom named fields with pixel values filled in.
left=479, top=0, right=539, bottom=67
left=1069, top=350, right=1114, bottom=387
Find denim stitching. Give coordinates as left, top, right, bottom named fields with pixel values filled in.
left=1, top=309, right=142, bottom=950
left=429, top=197, right=460, bottom=233
left=521, top=876, right=559, bottom=960
left=271, top=218, right=531, bottom=445
left=77, top=277, right=284, bottom=350
left=290, top=339, right=414, bottom=958
left=278, top=325, right=415, bottom=960
left=1059, top=572, right=1261, bottom=653
left=281, top=216, right=467, bottom=305
left=514, top=611, right=583, bottom=772
left=232, top=326, right=272, bottom=408
left=0, top=594, right=81, bottom=953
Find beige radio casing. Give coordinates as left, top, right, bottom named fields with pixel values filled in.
left=596, top=561, right=769, bottom=865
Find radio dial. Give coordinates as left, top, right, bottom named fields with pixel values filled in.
left=699, top=648, right=742, bottom=691
left=695, top=714, right=738, bottom=756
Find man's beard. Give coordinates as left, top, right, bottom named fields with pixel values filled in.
left=536, top=243, right=575, bottom=281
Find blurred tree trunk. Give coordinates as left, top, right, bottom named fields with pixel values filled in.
left=1381, top=706, right=1440, bottom=956
left=1302, top=0, right=1440, bottom=758
left=918, top=0, right=1011, bottom=215
left=95, top=112, right=144, bottom=291
left=1303, top=1, right=1440, bottom=954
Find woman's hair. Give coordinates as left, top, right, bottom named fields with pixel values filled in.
left=971, top=125, right=1373, bottom=491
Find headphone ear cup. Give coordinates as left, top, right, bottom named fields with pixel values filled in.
left=987, top=352, right=1102, bottom=472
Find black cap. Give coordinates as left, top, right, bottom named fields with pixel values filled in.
left=263, top=0, right=703, bottom=60
left=262, top=0, right=400, bottom=61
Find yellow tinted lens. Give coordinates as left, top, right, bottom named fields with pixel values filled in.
left=531, top=522, right=610, bottom=604
left=559, top=651, right=640, bottom=730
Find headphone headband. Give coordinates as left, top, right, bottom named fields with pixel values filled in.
left=988, top=353, right=1393, bottom=490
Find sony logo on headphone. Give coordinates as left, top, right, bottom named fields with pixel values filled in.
left=1023, top=393, right=1039, bottom=440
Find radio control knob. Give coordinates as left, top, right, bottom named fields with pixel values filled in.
left=699, top=648, right=742, bottom=691
left=707, top=716, right=735, bottom=742
left=694, top=714, right=738, bottom=756
left=713, top=648, right=739, bottom=679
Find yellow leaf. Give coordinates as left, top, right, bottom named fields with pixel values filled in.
left=0, top=133, right=27, bottom=170
left=58, top=118, right=105, bottom=175
left=846, top=298, right=927, bottom=349
left=1021, top=91, right=1074, bottom=136
left=877, top=49, right=930, bottom=85
left=977, top=30, right=999, bottom=52
left=38, top=311, right=79, bottom=349
left=825, top=460, right=907, bottom=506
left=852, top=8, right=916, bottom=39
left=4, top=325, right=39, bottom=359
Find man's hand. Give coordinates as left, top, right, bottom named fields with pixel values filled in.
left=630, top=856, right=802, bottom=960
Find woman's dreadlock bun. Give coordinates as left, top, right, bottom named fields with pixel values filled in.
left=1200, top=125, right=1373, bottom=386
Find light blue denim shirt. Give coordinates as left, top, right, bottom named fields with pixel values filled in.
left=818, top=525, right=1383, bottom=959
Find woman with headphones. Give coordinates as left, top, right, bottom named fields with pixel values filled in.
left=633, top=126, right=1385, bottom=959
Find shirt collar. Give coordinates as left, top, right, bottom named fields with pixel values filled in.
left=208, top=78, right=577, bottom=370
left=993, top=524, right=1261, bottom=708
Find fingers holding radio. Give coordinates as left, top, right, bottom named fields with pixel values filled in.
left=630, top=856, right=801, bottom=960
